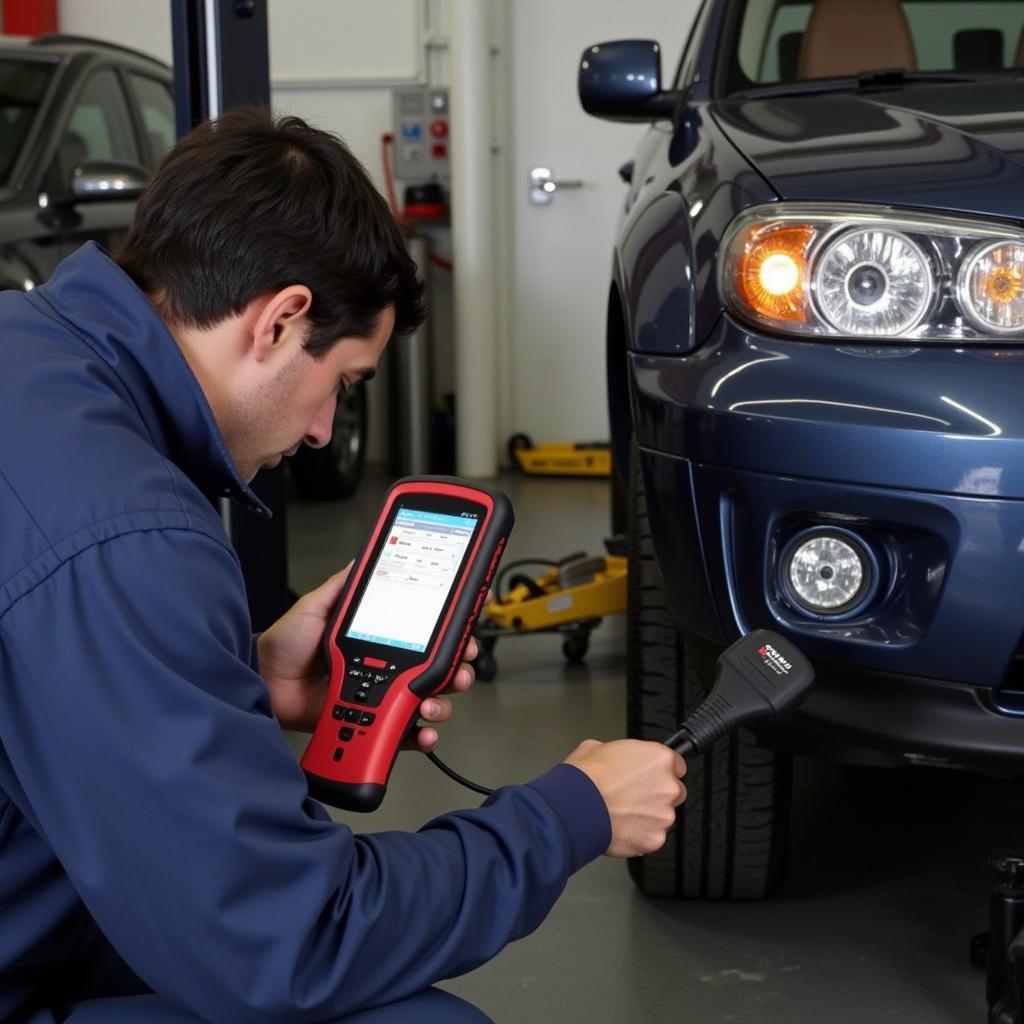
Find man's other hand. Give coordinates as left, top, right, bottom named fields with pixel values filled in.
left=402, top=636, right=478, bottom=753
left=564, top=739, right=687, bottom=858
left=258, top=565, right=353, bottom=732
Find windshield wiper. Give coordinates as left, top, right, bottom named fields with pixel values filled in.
left=727, top=68, right=1021, bottom=102
left=856, top=67, right=1003, bottom=89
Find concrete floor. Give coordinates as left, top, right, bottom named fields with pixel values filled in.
left=286, top=469, right=1024, bottom=1024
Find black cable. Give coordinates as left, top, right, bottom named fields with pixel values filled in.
left=427, top=751, right=494, bottom=797
left=428, top=630, right=814, bottom=799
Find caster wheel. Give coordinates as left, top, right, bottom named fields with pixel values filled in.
left=507, top=432, right=533, bottom=465
left=474, top=647, right=498, bottom=682
left=562, top=633, right=589, bottom=665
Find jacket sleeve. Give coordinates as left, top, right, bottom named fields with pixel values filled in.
left=0, top=527, right=610, bottom=1024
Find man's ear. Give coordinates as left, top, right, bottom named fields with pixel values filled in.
left=249, top=285, right=313, bottom=362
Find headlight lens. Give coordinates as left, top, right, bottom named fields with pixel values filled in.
left=720, top=203, right=1024, bottom=341
left=785, top=534, right=868, bottom=613
left=815, top=229, right=932, bottom=336
left=959, top=241, right=1024, bottom=334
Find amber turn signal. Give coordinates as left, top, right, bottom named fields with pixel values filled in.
left=734, top=223, right=816, bottom=323
left=959, top=241, right=1024, bottom=334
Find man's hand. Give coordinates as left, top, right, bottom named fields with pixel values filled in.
left=564, top=739, right=687, bottom=858
left=257, top=565, right=478, bottom=747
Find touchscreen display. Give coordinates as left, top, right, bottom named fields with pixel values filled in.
left=345, top=506, right=480, bottom=652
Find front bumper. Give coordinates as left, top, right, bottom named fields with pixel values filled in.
left=631, top=315, right=1024, bottom=767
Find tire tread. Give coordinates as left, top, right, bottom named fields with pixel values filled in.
left=626, top=445, right=791, bottom=900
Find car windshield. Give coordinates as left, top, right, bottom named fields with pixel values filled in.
left=0, top=59, right=52, bottom=186
left=719, top=0, right=1024, bottom=95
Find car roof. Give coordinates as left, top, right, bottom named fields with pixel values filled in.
left=0, top=33, right=169, bottom=74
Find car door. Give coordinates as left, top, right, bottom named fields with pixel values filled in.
left=0, top=53, right=65, bottom=288
left=46, top=65, right=146, bottom=258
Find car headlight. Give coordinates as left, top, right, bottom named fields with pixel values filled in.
left=721, top=203, right=1024, bottom=341
left=815, top=229, right=932, bottom=336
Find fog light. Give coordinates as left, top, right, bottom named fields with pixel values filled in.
left=784, top=533, right=869, bottom=614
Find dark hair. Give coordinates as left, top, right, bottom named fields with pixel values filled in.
left=117, top=106, right=425, bottom=356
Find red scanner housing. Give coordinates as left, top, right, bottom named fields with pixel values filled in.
left=301, top=477, right=513, bottom=811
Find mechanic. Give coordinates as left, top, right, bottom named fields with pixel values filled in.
left=0, top=107, right=687, bottom=1024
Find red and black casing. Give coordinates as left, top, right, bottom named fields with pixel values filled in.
left=301, top=477, right=513, bottom=812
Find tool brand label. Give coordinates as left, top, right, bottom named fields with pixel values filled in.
left=759, top=644, right=792, bottom=676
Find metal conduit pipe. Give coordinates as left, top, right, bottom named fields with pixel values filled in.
left=450, top=0, right=497, bottom=478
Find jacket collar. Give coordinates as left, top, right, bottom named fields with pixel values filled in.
left=30, top=242, right=269, bottom=517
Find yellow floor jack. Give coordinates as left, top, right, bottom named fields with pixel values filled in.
left=507, top=433, right=612, bottom=477
left=472, top=538, right=627, bottom=681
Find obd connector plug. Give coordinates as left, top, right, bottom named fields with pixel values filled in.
left=665, top=629, right=815, bottom=758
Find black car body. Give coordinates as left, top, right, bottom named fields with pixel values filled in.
left=580, top=0, right=1024, bottom=899
left=0, top=34, right=174, bottom=290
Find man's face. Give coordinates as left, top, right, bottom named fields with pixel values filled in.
left=227, top=305, right=394, bottom=483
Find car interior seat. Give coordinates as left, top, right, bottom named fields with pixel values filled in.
left=777, top=31, right=803, bottom=82
left=798, top=0, right=918, bottom=79
left=954, top=28, right=1004, bottom=71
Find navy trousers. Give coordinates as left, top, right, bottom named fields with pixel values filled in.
left=55, top=989, right=493, bottom=1022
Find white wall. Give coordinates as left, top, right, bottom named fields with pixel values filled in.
left=501, top=0, right=698, bottom=451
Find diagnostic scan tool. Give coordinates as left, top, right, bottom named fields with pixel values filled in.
left=301, top=477, right=513, bottom=811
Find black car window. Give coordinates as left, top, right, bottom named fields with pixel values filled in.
left=720, top=0, right=1024, bottom=94
left=0, top=59, right=53, bottom=187
left=129, top=74, right=175, bottom=168
left=53, top=68, right=140, bottom=189
left=674, top=0, right=714, bottom=89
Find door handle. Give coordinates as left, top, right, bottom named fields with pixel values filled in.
left=529, top=166, right=585, bottom=206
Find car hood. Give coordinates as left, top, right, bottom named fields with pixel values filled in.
left=711, top=82, right=1024, bottom=221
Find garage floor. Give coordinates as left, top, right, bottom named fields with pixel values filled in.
left=286, top=470, right=1024, bottom=1024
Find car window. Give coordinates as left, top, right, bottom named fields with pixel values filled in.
left=673, top=0, right=713, bottom=89
left=53, top=68, right=140, bottom=188
left=129, top=74, right=175, bottom=168
left=722, top=0, right=1024, bottom=93
left=0, top=59, right=53, bottom=187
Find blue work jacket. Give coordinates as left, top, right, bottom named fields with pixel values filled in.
left=0, top=244, right=611, bottom=1023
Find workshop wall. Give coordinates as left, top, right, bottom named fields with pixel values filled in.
left=500, top=0, right=696, bottom=451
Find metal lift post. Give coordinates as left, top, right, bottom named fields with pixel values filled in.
left=169, top=0, right=290, bottom=632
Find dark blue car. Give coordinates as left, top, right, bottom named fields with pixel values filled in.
left=580, top=0, right=1024, bottom=900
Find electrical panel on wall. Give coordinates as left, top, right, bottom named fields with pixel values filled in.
left=392, top=87, right=450, bottom=184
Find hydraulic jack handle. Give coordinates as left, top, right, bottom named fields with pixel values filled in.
left=665, top=629, right=815, bottom=758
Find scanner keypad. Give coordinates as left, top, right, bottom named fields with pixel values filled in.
left=340, top=657, right=399, bottom=707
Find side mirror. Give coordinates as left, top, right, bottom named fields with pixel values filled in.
left=578, top=39, right=680, bottom=123
left=69, top=160, right=148, bottom=202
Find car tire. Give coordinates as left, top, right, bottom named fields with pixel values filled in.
left=610, top=461, right=627, bottom=537
left=626, top=443, right=792, bottom=900
left=290, top=388, right=367, bottom=502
